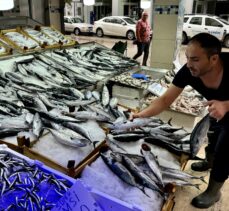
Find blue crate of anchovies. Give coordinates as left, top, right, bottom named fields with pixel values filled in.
left=0, top=144, right=76, bottom=211
left=0, top=145, right=142, bottom=211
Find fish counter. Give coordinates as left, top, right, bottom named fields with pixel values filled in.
left=0, top=38, right=209, bottom=210
left=107, top=65, right=206, bottom=129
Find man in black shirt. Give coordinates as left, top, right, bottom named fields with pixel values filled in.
left=132, top=33, right=229, bottom=208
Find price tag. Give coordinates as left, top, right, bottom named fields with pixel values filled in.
left=51, top=179, right=102, bottom=211
left=147, top=82, right=167, bottom=97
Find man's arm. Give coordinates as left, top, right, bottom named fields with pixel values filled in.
left=136, top=21, right=141, bottom=41
left=133, top=84, right=184, bottom=118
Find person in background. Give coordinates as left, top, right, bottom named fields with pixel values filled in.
left=133, top=11, right=151, bottom=66
left=131, top=33, right=229, bottom=209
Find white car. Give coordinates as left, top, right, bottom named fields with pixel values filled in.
left=93, top=16, right=136, bottom=40
left=64, top=16, right=93, bottom=35
left=183, top=14, right=229, bottom=48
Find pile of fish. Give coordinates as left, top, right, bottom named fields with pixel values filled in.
left=108, top=117, right=193, bottom=157
left=4, top=31, right=41, bottom=50
left=40, top=27, right=72, bottom=45
left=110, top=71, right=150, bottom=89
left=0, top=152, right=72, bottom=210
left=42, top=45, right=138, bottom=82
left=0, top=42, right=137, bottom=146
left=23, top=28, right=59, bottom=46
left=80, top=141, right=206, bottom=211
left=100, top=144, right=205, bottom=195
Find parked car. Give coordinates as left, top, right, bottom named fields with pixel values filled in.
left=183, top=14, right=229, bottom=48
left=93, top=16, right=136, bottom=40
left=64, top=16, right=93, bottom=35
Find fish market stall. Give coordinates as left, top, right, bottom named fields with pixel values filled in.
left=109, top=66, right=169, bottom=109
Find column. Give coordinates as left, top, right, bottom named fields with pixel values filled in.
left=84, top=5, right=93, bottom=23
left=112, top=0, right=123, bottom=16
left=150, top=0, right=185, bottom=70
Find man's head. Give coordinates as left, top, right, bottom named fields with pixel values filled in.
left=185, top=33, right=222, bottom=77
left=142, top=11, right=149, bottom=21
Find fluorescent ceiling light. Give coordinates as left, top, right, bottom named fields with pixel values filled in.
left=140, top=1, right=151, bottom=9
left=83, top=0, right=95, bottom=6
left=0, top=0, right=14, bottom=11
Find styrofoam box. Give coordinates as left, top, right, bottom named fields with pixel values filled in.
left=112, top=84, right=144, bottom=100
left=136, top=66, right=169, bottom=80
left=113, top=95, right=142, bottom=109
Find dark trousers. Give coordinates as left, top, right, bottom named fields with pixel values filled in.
left=133, top=41, right=150, bottom=66
left=206, top=117, right=229, bottom=182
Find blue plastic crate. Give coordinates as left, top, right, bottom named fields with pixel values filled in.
left=0, top=144, right=75, bottom=210
left=52, top=179, right=142, bottom=211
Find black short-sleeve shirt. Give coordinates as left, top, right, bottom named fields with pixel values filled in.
left=173, top=53, right=229, bottom=101
left=172, top=53, right=229, bottom=122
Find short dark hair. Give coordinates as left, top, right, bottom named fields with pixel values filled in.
left=188, top=33, right=222, bottom=57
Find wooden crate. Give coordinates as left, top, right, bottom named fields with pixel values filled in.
left=0, top=139, right=23, bottom=154
left=20, top=27, right=61, bottom=50
left=38, top=25, right=76, bottom=48
left=18, top=133, right=106, bottom=178
left=0, top=28, right=42, bottom=53
left=74, top=143, right=177, bottom=211
left=0, top=40, right=13, bottom=57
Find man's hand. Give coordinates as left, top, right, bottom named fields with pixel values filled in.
left=205, top=100, right=228, bottom=121
left=129, top=113, right=142, bottom=121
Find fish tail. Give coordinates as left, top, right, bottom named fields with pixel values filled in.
left=200, top=176, right=208, bottom=184
left=194, top=184, right=201, bottom=190
left=167, top=118, right=172, bottom=126
left=141, top=187, right=150, bottom=198
left=93, top=141, right=99, bottom=148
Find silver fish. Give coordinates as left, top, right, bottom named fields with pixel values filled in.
left=190, top=114, right=210, bottom=158
left=49, top=128, right=89, bottom=147
left=110, top=118, right=153, bottom=132
left=109, top=97, right=118, bottom=108
left=141, top=144, right=164, bottom=187
left=101, top=84, right=109, bottom=107
left=32, top=112, right=43, bottom=138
